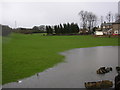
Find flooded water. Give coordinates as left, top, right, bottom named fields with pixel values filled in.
left=3, top=46, right=118, bottom=88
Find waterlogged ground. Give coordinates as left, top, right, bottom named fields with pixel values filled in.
left=3, top=46, right=118, bottom=88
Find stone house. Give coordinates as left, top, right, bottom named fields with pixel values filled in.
left=101, top=19, right=120, bottom=35
left=112, top=19, right=120, bottom=35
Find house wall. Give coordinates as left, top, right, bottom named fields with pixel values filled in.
left=2, top=25, right=12, bottom=36
left=102, top=24, right=112, bottom=30
left=112, top=24, right=120, bottom=31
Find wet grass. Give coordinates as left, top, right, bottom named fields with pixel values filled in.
left=2, top=33, right=118, bottom=84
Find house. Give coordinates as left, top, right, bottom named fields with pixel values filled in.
left=79, top=29, right=90, bottom=35
left=101, top=19, right=120, bottom=35
left=2, top=25, right=12, bottom=36
left=101, top=22, right=112, bottom=35
left=101, top=22, right=112, bottom=31
left=112, top=19, right=120, bottom=35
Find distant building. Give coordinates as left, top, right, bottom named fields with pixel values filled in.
left=100, top=19, right=120, bottom=35
left=79, top=29, right=90, bottom=35
left=112, top=19, right=120, bottom=35
left=2, top=25, right=12, bottom=36
left=32, top=25, right=46, bottom=31
left=101, top=22, right=112, bottom=30
left=101, top=22, right=112, bottom=35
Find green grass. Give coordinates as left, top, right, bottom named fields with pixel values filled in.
left=2, top=33, right=118, bottom=84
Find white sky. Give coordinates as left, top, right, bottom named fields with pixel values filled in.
left=0, top=0, right=119, bottom=28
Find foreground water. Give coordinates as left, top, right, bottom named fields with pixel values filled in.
left=3, top=46, right=118, bottom=88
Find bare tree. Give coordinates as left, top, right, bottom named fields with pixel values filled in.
left=79, top=10, right=97, bottom=32
left=78, top=10, right=88, bottom=29
left=87, top=12, right=93, bottom=31
left=87, top=12, right=97, bottom=31
left=92, top=15, right=97, bottom=27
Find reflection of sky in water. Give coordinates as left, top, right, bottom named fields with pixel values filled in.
left=3, top=46, right=118, bottom=88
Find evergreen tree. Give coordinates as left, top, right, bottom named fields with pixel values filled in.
left=46, top=26, right=49, bottom=35
left=54, top=25, right=58, bottom=35
left=59, top=23, right=63, bottom=34
left=63, top=24, right=67, bottom=34
left=70, top=23, right=74, bottom=33
left=46, top=23, right=79, bottom=35
left=48, top=26, right=53, bottom=35
left=74, top=23, right=79, bottom=33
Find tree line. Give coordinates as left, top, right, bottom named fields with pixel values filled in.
left=46, top=23, right=79, bottom=35
left=3, top=10, right=119, bottom=35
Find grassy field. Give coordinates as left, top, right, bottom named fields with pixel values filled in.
left=2, top=33, right=118, bottom=84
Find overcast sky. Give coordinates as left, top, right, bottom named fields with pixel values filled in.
left=0, top=1, right=119, bottom=28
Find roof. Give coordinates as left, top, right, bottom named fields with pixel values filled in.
left=102, top=23, right=112, bottom=26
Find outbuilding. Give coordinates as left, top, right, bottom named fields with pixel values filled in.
left=95, top=31, right=103, bottom=35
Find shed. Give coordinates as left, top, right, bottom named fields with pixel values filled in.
left=95, top=31, right=103, bottom=35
